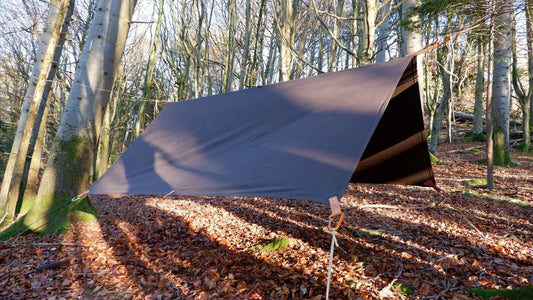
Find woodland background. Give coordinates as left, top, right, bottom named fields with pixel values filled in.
left=0, top=0, right=530, bottom=257
left=0, top=0, right=532, bottom=298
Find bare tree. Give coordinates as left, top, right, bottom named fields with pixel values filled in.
left=1, top=0, right=138, bottom=237
left=491, top=0, right=513, bottom=166
left=0, top=0, right=73, bottom=226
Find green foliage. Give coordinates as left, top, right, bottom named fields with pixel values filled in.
left=0, top=196, right=98, bottom=240
left=258, top=238, right=290, bottom=252
left=518, top=143, right=532, bottom=153
left=349, top=226, right=382, bottom=236
left=467, top=286, right=533, bottom=300
left=476, top=159, right=487, bottom=166
left=463, top=192, right=475, bottom=199
left=392, top=282, right=415, bottom=296
left=109, top=150, right=121, bottom=164
left=493, top=129, right=513, bottom=167
left=462, top=178, right=487, bottom=186
left=458, top=148, right=482, bottom=155
left=466, top=132, right=486, bottom=142
left=429, top=151, right=439, bottom=163
left=70, top=197, right=99, bottom=223
left=345, top=280, right=358, bottom=287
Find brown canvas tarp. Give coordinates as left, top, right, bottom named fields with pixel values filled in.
left=88, top=55, right=435, bottom=204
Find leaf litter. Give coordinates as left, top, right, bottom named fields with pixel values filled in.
left=0, top=141, right=532, bottom=299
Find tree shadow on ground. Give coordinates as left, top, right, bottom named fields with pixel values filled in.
left=1, top=182, right=531, bottom=299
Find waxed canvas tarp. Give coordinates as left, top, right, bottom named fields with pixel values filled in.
left=88, top=55, right=435, bottom=204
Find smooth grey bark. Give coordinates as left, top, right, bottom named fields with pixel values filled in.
left=248, top=0, right=267, bottom=87
left=473, top=42, right=486, bottom=135
left=222, top=0, right=236, bottom=92
left=0, top=0, right=72, bottom=225
left=511, top=0, right=532, bottom=150
left=491, top=0, right=513, bottom=166
left=327, top=0, right=345, bottom=71
left=12, top=0, right=138, bottom=234
left=278, top=0, right=295, bottom=81
left=400, top=0, right=424, bottom=104
left=22, top=0, right=75, bottom=210
left=429, top=55, right=451, bottom=154
left=239, top=0, right=252, bottom=90
left=375, top=0, right=392, bottom=63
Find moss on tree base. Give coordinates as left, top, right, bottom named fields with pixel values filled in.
left=493, top=129, right=512, bottom=167
left=0, top=196, right=97, bottom=241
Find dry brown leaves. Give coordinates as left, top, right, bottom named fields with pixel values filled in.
left=1, top=141, right=532, bottom=299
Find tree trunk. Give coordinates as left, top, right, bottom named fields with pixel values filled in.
left=249, top=0, right=267, bottom=87
left=22, top=0, right=75, bottom=212
left=0, top=0, right=72, bottom=226
left=294, top=4, right=312, bottom=77
left=0, top=0, right=137, bottom=238
left=278, top=0, right=295, bottom=81
left=375, top=0, right=392, bottom=63
left=473, top=41, right=486, bottom=135
left=327, top=0, right=345, bottom=71
left=491, top=0, right=513, bottom=167
left=400, top=0, right=424, bottom=104
left=511, top=0, right=532, bottom=151
left=359, top=0, right=377, bottom=65
left=222, top=0, right=236, bottom=92
left=429, top=60, right=451, bottom=154
left=194, top=0, right=205, bottom=97
left=522, top=0, right=533, bottom=151
left=133, top=0, right=164, bottom=139
left=239, top=0, right=252, bottom=90
left=429, top=49, right=452, bottom=154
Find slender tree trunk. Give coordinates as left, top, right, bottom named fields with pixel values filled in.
left=429, top=56, right=451, bottom=154
left=375, top=0, right=392, bottom=63
left=294, top=5, right=312, bottom=78
left=359, top=0, right=377, bottom=65
left=239, top=0, right=252, bottom=90
left=265, top=34, right=277, bottom=84
left=222, top=0, right=236, bottom=92
left=133, top=0, right=164, bottom=139
left=327, top=0, right=345, bottom=70
left=473, top=41, right=486, bottom=135
left=205, top=1, right=215, bottom=95
left=278, top=0, right=295, bottom=81
left=249, top=0, right=266, bottom=87
left=511, top=0, right=532, bottom=151
left=0, top=0, right=137, bottom=237
left=22, top=0, right=75, bottom=211
left=351, top=0, right=359, bottom=67
left=194, top=0, right=205, bottom=97
left=94, top=90, right=114, bottom=179
left=400, top=0, right=424, bottom=103
left=446, top=43, right=454, bottom=143
left=522, top=0, right=533, bottom=150
left=486, top=1, right=496, bottom=188
left=0, top=0, right=72, bottom=226
left=491, top=0, right=513, bottom=167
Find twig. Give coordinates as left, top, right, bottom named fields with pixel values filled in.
left=343, top=204, right=400, bottom=211
left=344, top=202, right=438, bottom=211
left=33, top=259, right=70, bottom=273
left=448, top=145, right=484, bottom=153
left=10, top=242, right=90, bottom=248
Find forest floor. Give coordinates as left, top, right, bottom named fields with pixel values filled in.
left=0, top=139, right=532, bottom=299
